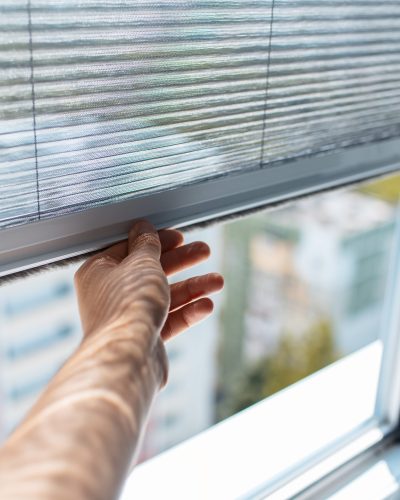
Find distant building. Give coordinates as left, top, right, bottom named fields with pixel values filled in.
left=0, top=265, right=82, bottom=441
left=244, top=192, right=396, bottom=359
left=218, top=191, right=396, bottom=417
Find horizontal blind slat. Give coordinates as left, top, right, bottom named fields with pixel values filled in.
left=261, top=0, right=400, bottom=165
left=0, top=0, right=275, bottom=226
left=1, top=0, right=400, bottom=231
left=0, top=3, right=38, bottom=228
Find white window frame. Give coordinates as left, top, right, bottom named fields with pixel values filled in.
left=1, top=136, right=400, bottom=278
left=2, top=113, right=400, bottom=496
left=121, top=342, right=386, bottom=499
left=118, top=173, right=400, bottom=499
left=375, top=206, right=400, bottom=428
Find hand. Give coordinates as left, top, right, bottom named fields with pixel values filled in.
left=0, top=221, right=223, bottom=500
left=74, top=220, right=223, bottom=366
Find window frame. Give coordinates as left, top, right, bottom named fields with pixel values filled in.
left=118, top=189, right=400, bottom=499
left=2, top=156, right=400, bottom=496
left=120, top=342, right=386, bottom=499
left=1, top=136, right=400, bottom=278
left=375, top=206, right=400, bottom=428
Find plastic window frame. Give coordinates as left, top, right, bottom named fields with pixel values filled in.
left=2, top=137, right=400, bottom=497
left=119, top=167, right=400, bottom=499
left=1, top=136, right=400, bottom=278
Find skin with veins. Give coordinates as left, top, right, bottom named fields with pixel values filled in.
left=0, top=220, right=224, bottom=500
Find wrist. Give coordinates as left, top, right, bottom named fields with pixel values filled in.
left=80, top=320, right=169, bottom=389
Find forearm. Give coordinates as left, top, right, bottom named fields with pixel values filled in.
left=0, top=323, right=167, bottom=500
left=0, top=221, right=220, bottom=499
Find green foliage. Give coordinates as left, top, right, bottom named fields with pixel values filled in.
left=358, top=174, right=400, bottom=204
left=229, top=320, right=339, bottom=415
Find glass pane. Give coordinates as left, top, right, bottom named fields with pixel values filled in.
left=0, top=172, right=398, bottom=463
left=217, top=179, right=396, bottom=421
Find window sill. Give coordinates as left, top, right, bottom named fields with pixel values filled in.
left=121, top=341, right=383, bottom=499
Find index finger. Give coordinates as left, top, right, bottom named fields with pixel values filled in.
left=126, top=219, right=161, bottom=261
left=98, top=228, right=184, bottom=264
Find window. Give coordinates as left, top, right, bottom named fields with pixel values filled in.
left=121, top=174, right=400, bottom=499
left=5, top=323, right=74, bottom=360
left=1, top=0, right=400, bottom=496
left=7, top=368, right=59, bottom=402
left=2, top=174, right=400, bottom=497
left=1, top=0, right=400, bottom=276
left=3, top=281, right=72, bottom=317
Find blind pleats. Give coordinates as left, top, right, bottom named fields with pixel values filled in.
left=4, top=0, right=274, bottom=222
left=1, top=0, right=400, bottom=229
left=262, top=2, right=400, bottom=162
left=0, top=2, right=38, bottom=227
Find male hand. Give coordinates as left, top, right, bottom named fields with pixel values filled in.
left=74, top=220, right=224, bottom=382
left=0, top=221, right=224, bottom=500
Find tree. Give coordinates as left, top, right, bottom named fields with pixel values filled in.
left=228, top=320, right=339, bottom=416
left=358, top=174, right=400, bottom=204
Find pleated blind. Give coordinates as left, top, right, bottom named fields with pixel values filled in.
left=2, top=0, right=275, bottom=228
left=1, top=0, right=400, bottom=273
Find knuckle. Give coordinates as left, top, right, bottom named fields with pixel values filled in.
left=135, top=232, right=160, bottom=249
left=73, top=271, right=81, bottom=286
left=148, top=279, right=170, bottom=307
left=187, top=276, right=199, bottom=295
left=74, top=260, right=90, bottom=282
left=184, top=278, right=195, bottom=298
left=181, top=307, right=192, bottom=329
left=79, top=254, right=101, bottom=272
left=74, top=253, right=115, bottom=286
left=90, top=255, right=111, bottom=268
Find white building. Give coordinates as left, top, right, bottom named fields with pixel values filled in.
left=244, top=191, right=395, bottom=360
left=0, top=265, right=82, bottom=441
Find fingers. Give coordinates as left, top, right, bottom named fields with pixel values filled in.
left=161, top=241, right=210, bottom=276
left=161, top=298, right=214, bottom=342
left=126, top=220, right=161, bottom=261
left=95, top=227, right=184, bottom=265
left=127, top=223, right=182, bottom=256
left=99, top=240, right=128, bottom=263
left=170, top=273, right=224, bottom=311
left=159, top=229, right=184, bottom=252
